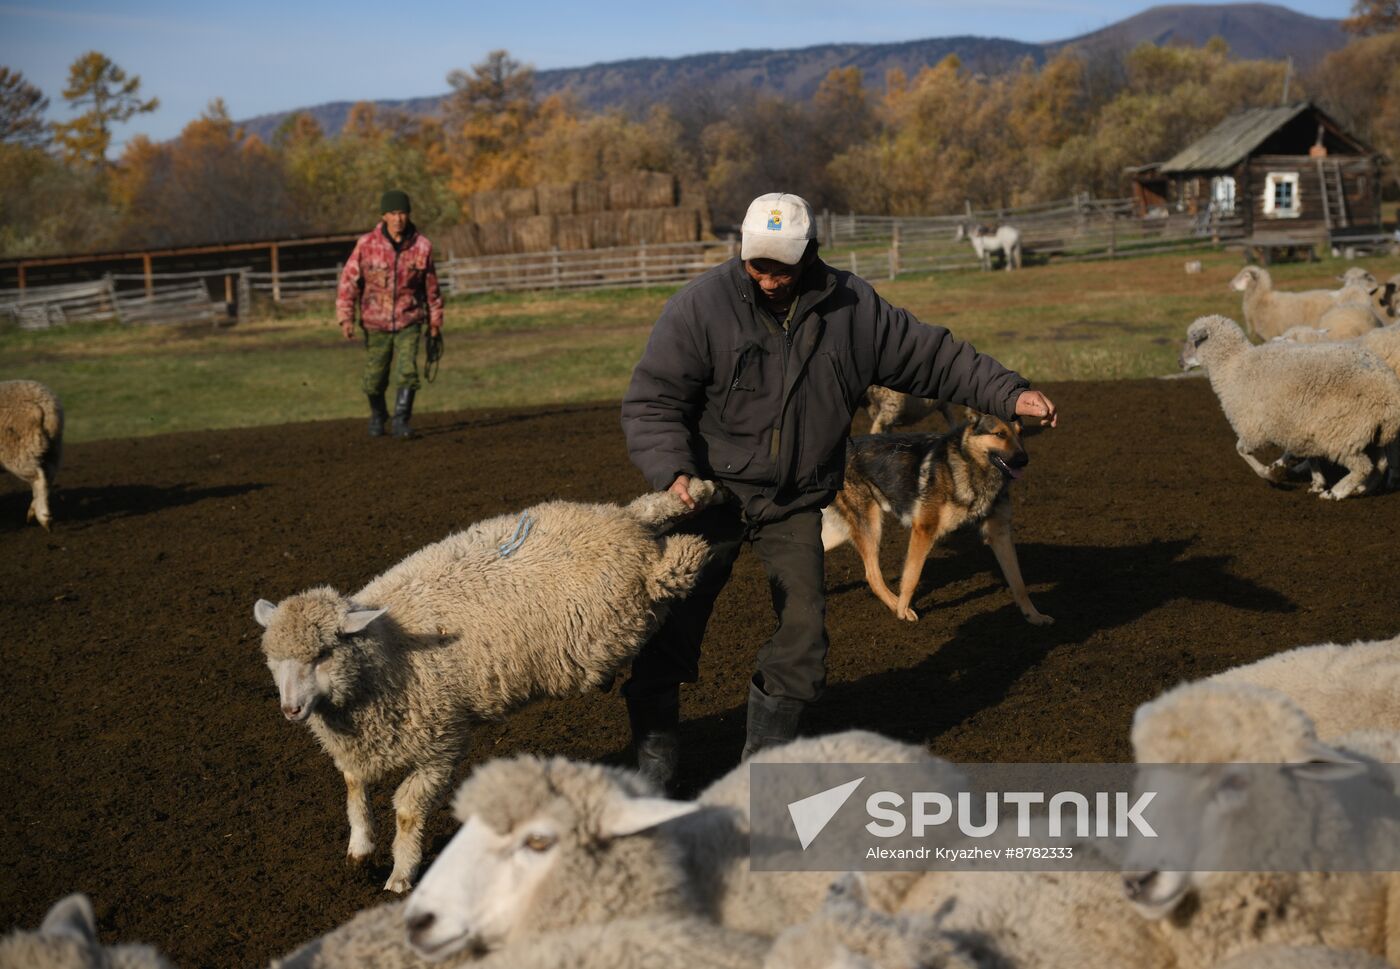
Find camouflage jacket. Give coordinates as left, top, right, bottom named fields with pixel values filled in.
left=336, top=223, right=444, bottom=333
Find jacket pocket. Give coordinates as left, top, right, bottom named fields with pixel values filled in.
left=702, top=435, right=758, bottom=479
left=719, top=340, right=765, bottom=424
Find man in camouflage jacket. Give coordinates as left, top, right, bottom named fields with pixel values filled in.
left=337, top=189, right=444, bottom=438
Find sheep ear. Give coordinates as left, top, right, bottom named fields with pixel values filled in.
left=341, top=607, right=386, bottom=635
left=826, top=872, right=869, bottom=906
left=1292, top=741, right=1367, bottom=783
left=600, top=795, right=700, bottom=838
left=253, top=599, right=277, bottom=628
left=40, top=894, right=98, bottom=945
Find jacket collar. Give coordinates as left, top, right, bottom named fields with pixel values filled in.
left=729, top=256, right=838, bottom=320
left=379, top=221, right=418, bottom=252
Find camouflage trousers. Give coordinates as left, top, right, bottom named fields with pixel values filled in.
left=361, top=323, right=422, bottom=396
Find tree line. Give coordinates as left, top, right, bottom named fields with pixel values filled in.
left=1, top=1, right=1396, bottom=259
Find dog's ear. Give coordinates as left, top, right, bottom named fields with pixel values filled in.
left=1012, top=417, right=1024, bottom=433
left=974, top=412, right=1000, bottom=435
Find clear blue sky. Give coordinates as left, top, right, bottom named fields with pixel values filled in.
left=0, top=0, right=1351, bottom=153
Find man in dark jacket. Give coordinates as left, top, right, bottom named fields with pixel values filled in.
left=337, top=189, right=444, bottom=438
left=619, top=192, right=1057, bottom=785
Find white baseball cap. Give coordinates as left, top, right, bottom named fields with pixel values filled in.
left=740, top=192, right=816, bottom=265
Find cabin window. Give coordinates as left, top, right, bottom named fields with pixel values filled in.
left=1263, top=172, right=1300, bottom=218
left=1211, top=176, right=1236, bottom=215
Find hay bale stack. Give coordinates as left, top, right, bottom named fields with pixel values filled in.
left=437, top=222, right=483, bottom=259
left=575, top=179, right=610, bottom=214
left=536, top=183, right=577, bottom=216
left=515, top=215, right=557, bottom=252
left=626, top=209, right=669, bottom=246
left=609, top=171, right=677, bottom=211
left=468, top=191, right=509, bottom=224
left=659, top=208, right=700, bottom=244
left=500, top=188, right=538, bottom=219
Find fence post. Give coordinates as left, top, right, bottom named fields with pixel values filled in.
left=1109, top=215, right=1117, bottom=259
left=640, top=240, right=649, bottom=288
left=851, top=251, right=858, bottom=277
left=551, top=248, right=561, bottom=291
left=237, top=270, right=250, bottom=325
left=889, top=225, right=900, bottom=280
left=270, top=243, right=281, bottom=303
left=142, top=253, right=153, bottom=298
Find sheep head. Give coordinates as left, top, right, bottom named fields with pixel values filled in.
left=253, top=588, right=385, bottom=722
left=1180, top=315, right=1247, bottom=371
left=404, top=755, right=700, bottom=960
left=1229, top=266, right=1266, bottom=293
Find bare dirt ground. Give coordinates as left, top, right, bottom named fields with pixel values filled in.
left=2, top=377, right=1397, bottom=967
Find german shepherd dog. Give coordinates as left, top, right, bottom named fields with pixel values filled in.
left=822, top=412, right=1053, bottom=625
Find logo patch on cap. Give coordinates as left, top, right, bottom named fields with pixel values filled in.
left=767, top=209, right=783, bottom=231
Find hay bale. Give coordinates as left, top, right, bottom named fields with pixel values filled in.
left=556, top=214, right=594, bottom=251
left=575, top=179, right=610, bottom=214
left=476, top=221, right=516, bottom=255
left=591, top=211, right=627, bottom=248
left=626, top=209, right=669, bottom=246
left=610, top=171, right=677, bottom=211
left=659, top=208, right=700, bottom=244
left=438, top=222, right=483, bottom=259
left=500, top=188, right=538, bottom=219
left=515, top=215, right=557, bottom=253
left=536, top=183, right=576, bottom=216
left=469, top=191, right=509, bottom=224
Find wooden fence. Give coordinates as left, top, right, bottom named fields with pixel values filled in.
left=0, top=269, right=247, bottom=329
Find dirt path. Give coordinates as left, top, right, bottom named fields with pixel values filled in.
left=2, top=377, right=1396, bottom=966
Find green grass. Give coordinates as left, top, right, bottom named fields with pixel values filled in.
left=5, top=248, right=1398, bottom=443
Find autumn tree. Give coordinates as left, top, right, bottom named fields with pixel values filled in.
left=1312, top=31, right=1400, bottom=189
left=437, top=50, right=542, bottom=199
left=1342, top=0, right=1399, bottom=35
left=51, top=51, right=158, bottom=167
left=0, top=68, right=49, bottom=147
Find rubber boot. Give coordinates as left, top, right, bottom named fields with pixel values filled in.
left=740, top=677, right=805, bottom=761
left=367, top=393, right=389, bottom=437
left=392, top=387, right=416, bottom=439
left=626, top=687, right=680, bottom=791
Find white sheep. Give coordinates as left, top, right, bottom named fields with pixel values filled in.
left=0, top=894, right=173, bottom=969
left=1316, top=301, right=1382, bottom=340
left=253, top=484, right=717, bottom=892
left=674, top=730, right=963, bottom=935
left=1180, top=315, right=1400, bottom=499
left=1208, top=945, right=1392, bottom=969
left=1124, top=681, right=1400, bottom=968
left=765, top=874, right=984, bottom=969
left=1208, top=633, right=1400, bottom=740
left=0, top=379, right=63, bottom=530
left=1229, top=267, right=1375, bottom=341
left=954, top=223, right=1022, bottom=271
left=1359, top=323, right=1400, bottom=376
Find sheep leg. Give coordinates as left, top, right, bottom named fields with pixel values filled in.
left=626, top=479, right=719, bottom=527
left=21, top=466, right=50, bottom=530
left=980, top=505, right=1053, bottom=626
left=385, top=760, right=453, bottom=893
left=1235, top=439, right=1280, bottom=482
left=1323, top=452, right=1374, bottom=501
left=344, top=773, right=374, bottom=864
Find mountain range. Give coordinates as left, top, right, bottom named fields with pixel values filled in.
left=238, top=3, right=1347, bottom=143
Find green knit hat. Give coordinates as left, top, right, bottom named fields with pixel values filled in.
left=380, top=189, right=411, bottom=214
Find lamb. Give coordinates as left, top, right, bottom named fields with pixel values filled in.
left=953, top=223, right=1021, bottom=272
left=1123, top=681, right=1400, bottom=968
left=1207, top=633, right=1400, bottom=739
left=253, top=483, right=718, bottom=892
left=0, top=379, right=63, bottom=530
left=1229, top=266, right=1375, bottom=340
left=0, top=894, right=174, bottom=969
left=1179, top=315, right=1400, bottom=499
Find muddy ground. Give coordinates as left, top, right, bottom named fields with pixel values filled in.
left=2, top=377, right=1398, bottom=967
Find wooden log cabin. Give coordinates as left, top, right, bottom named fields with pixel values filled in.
left=1131, top=102, right=1388, bottom=262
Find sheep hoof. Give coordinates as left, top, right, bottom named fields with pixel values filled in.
left=1025, top=612, right=1055, bottom=626
left=384, top=872, right=413, bottom=893
left=687, top=478, right=717, bottom=507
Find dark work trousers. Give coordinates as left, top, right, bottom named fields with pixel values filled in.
left=622, top=502, right=829, bottom=704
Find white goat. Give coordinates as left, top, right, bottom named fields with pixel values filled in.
left=954, top=223, right=1021, bottom=271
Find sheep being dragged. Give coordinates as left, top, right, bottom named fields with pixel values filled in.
left=0, top=894, right=174, bottom=969
left=1180, top=315, right=1400, bottom=499
left=1230, top=267, right=1376, bottom=341
left=1123, top=681, right=1400, bottom=969
left=0, top=379, right=63, bottom=530
left=253, top=482, right=719, bottom=892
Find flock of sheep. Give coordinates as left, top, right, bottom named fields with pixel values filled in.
left=1184, top=266, right=1400, bottom=500
left=2, top=258, right=1399, bottom=969
left=5, top=632, right=1400, bottom=968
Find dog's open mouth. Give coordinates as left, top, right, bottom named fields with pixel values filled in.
left=991, top=454, right=1024, bottom=480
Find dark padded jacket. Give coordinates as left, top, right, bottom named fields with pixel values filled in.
left=621, top=257, right=1030, bottom=522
